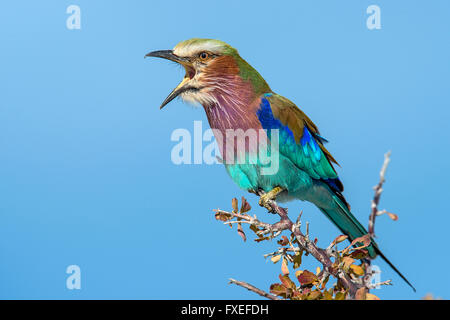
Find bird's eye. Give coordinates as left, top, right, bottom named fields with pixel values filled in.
left=199, top=52, right=210, bottom=60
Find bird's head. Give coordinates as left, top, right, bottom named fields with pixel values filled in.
left=146, top=38, right=270, bottom=109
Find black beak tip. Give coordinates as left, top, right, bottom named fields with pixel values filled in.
left=144, top=50, right=175, bottom=60
left=144, top=51, right=156, bottom=59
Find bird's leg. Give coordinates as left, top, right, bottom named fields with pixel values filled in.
left=258, top=186, right=284, bottom=212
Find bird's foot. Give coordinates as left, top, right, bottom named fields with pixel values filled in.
left=258, top=186, right=284, bottom=213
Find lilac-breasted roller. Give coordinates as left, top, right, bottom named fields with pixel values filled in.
left=146, top=38, right=414, bottom=291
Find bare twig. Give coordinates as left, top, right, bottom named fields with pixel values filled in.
left=366, top=279, right=392, bottom=290
left=368, top=151, right=391, bottom=238
left=229, top=278, right=281, bottom=300
left=215, top=209, right=282, bottom=238
left=365, top=151, right=398, bottom=292
left=263, top=247, right=299, bottom=259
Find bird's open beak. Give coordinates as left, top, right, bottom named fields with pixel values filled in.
left=145, top=50, right=195, bottom=109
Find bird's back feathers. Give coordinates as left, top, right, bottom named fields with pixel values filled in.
left=257, top=93, right=344, bottom=195
left=256, top=93, right=415, bottom=291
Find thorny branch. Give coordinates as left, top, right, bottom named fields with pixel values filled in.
left=255, top=193, right=360, bottom=297
left=214, top=152, right=399, bottom=300
left=368, top=151, right=398, bottom=238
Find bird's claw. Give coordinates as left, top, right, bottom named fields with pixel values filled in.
left=258, top=186, right=283, bottom=213
left=259, top=194, right=274, bottom=212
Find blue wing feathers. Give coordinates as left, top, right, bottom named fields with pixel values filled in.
left=256, top=97, right=343, bottom=192
left=256, top=98, right=296, bottom=142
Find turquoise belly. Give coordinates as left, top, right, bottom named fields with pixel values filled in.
left=223, top=152, right=313, bottom=201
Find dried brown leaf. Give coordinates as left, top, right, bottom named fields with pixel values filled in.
left=366, top=293, right=380, bottom=300
left=297, top=270, right=318, bottom=286
left=237, top=221, right=246, bottom=242
left=293, top=251, right=303, bottom=269
left=231, top=198, right=238, bottom=212
left=331, top=235, right=348, bottom=247
left=279, top=274, right=296, bottom=290
left=240, top=196, right=251, bottom=213
left=387, top=212, right=398, bottom=221
left=350, top=234, right=371, bottom=249
left=249, top=224, right=259, bottom=234
left=255, top=236, right=270, bottom=243
left=342, top=256, right=355, bottom=270
left=214, top=211, right=232, bottom=222
left=271, top=254, right=282, bottom=264
left=277, top=236, right=289, bottom=246
left=269, top=283, right=287, bottom=298
left=341, top=234, right=372, bottom=255
left=307, top=290, right=322, bottom=300
left=349, top=249, right=369, bottom=260
left=349, top=264, right=364, bottom=276
left=281, top=257, right=290, bottom=275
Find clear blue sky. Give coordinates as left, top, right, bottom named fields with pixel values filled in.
left=0, top=0, right=449, bottom=299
